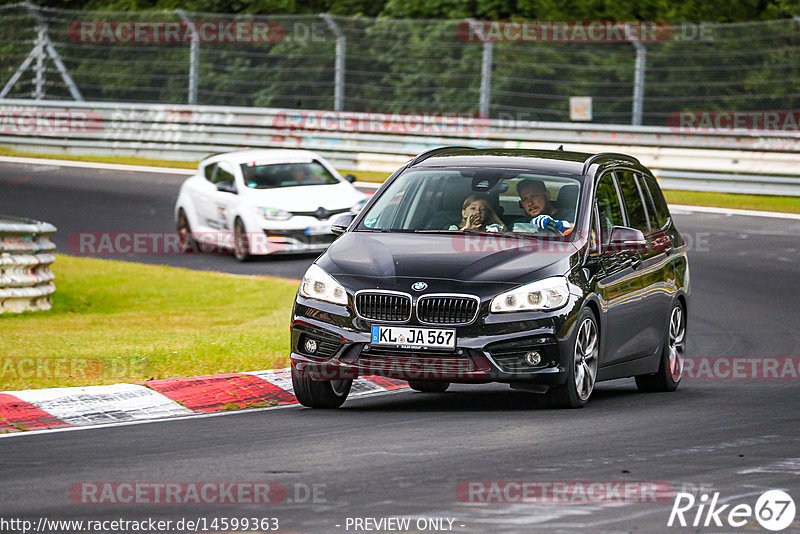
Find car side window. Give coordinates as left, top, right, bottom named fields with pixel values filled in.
left=615, top=170, right=649, bottom=233
left=641, top=174, right=671, bottom=229
left=213, top=161, right=235, bottom=185
left=594, top=173, right=625, bottom=245
left=203, top=162, right=217, bottom=182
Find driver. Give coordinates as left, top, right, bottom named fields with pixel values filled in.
left=513, top=179, right=573, bottom=234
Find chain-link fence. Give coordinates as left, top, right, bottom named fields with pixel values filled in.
left=2, top=3, right=800, bottom=126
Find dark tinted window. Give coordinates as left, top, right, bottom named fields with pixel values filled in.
left=641, top=174, right=671, bottom=228
left=615, top=170, right=649, bottom=232
left=212, top=162, right=235, bottom=185
left=594, top=173, right=625, bottom=244
left=240, top=161, right=339, bottom=189
left=203, top=162, right=217, bottom=182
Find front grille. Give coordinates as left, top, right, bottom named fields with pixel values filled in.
left=417, top=296, right=479, bottom=325
left=355, top=292, right=411, bottom=322
left=265, top=231, right=335, bottom=247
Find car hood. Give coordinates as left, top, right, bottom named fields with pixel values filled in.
left=242, top=182, right=366, bottom=212
left=318, top=232, right=579, bottom=287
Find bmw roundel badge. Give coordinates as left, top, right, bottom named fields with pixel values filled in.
left=411, top=282, right=428, bottom=291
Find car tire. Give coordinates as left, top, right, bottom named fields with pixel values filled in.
left=233, top=218, right=252, bottom=262
left=635, top=301, right=685, bottom=393
left=176, top=209, right=195, bottom=252
left=291, top=369, right=352, bottom=408
left=545, top=308, right=599, bottom=409
left=407, top=380, right=450, bottom=393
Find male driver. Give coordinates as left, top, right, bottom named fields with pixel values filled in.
left=513, top=178, right=573, bottom=234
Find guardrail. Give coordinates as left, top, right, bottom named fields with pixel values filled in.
left=0, top=215, right=56, bottom=313
left=1, top=99, right=799, bottom=195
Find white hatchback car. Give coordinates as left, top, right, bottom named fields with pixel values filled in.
left=174, top=149, right=368, bottom=261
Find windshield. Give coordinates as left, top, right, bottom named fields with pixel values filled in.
left=358, top=169, right=581, bottom=236
left=240, top=161, right=340, bottom=189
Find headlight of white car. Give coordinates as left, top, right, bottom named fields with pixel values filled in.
left=299, top=264, right=348, bottom=305
left=490, top=276, right=570, bottom=313
left=257, top=206, right=292, bottom=221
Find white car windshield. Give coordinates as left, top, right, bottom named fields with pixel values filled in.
left=240, top=161, right=340, bottom=189
left=358, top=169, right=581, bottom=234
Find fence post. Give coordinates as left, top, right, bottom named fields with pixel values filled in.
left=321, top=14, right=345, bottom=111
left=625, top=24, right=646, bottom=126
left=466, top=19, right=492, bottom=118
left=177, top=10, right=199, bottom=105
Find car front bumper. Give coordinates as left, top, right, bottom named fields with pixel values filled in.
left=289, top=296, right=582, bottom=385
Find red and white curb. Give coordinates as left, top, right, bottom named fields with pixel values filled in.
left=0, top=370, right=408, bottom=434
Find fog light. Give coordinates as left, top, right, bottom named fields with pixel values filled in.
left=524, top=351, right=542, bottom=366
left=304, top=338, right=318, bottom=354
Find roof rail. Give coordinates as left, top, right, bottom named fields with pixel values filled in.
left=581, top=152, right=640, bottom=175
left=409, top=146, right=477, bottom=166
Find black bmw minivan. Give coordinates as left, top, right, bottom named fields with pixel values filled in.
left=290, top=148, right=689, bottom=408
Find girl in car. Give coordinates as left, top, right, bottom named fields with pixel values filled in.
left=449, top=195, right=506, bottom=232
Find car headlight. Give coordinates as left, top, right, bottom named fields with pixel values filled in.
left=299, top=264, right=348, bottom=305
left=257, top=206, right=292, bottom=221
left=490, top=276, right=570, bottom=313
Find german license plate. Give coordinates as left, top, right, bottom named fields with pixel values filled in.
left=371, top=325, right=456, bottom=350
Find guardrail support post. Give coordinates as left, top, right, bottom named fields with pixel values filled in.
left=321, top=14, right=346, bottom=111
left=177, top=10, right=199, bottom=105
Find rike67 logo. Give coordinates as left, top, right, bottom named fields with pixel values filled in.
left=668, top=490, right=796, bottom=531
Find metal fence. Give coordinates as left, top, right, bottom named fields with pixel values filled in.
left=2, top=3, right=800, bottom=126
left=1, top=99, right=799, bottom=195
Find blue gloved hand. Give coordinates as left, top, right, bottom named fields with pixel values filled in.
left=530, top=215, right=555, bottom=231
left=531, top=215, right=573, bottom=234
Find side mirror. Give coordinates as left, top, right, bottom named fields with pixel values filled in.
left=344, top=174, right=357, bottom=183
left=608, top=226, right=646, bottom=251
left=331, top=213, right=356, bottom=235
left=216, top=182, right=237, bottom=194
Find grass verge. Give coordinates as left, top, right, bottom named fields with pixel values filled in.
left=0, top=254, right=298, bottom=391
left=663, top=190, right=800, bottom=214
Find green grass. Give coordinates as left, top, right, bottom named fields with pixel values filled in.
left=0, top=145, right=388, bottom=182
left=663, top=190, right=800, bottom=214
left=0, top=255, right=299, bottom=391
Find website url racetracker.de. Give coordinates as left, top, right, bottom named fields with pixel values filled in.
left=0, top=516, right=280, bottom=533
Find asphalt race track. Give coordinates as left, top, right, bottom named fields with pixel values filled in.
left=1, top=160, right=799, bottom=533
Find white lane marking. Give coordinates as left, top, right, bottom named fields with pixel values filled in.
left=0, top=156, right=194, bottom=175
left=671, top=204, right=800, bottom=220
left=739, top=457, right=800, bottom=475
left=0, top=387, right=410, bottom=439
left=8, top=383, right=192, bottom=425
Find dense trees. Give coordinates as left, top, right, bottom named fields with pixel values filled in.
left=16, top=0, right=800, bottom=22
